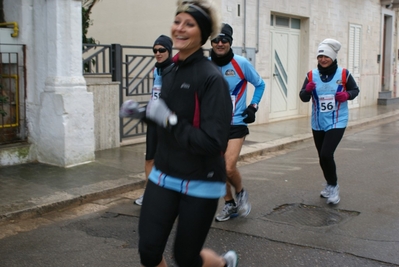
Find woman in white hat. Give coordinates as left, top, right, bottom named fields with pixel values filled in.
left=299, top=38, right=359, bottom=205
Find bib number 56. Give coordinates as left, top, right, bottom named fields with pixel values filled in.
left=319, top=95, right=335, bottom=112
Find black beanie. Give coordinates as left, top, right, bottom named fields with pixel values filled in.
left=153, top=35, right=173, bottom=55
left=177, top=4, right=212, bottom=45
left=219, top=23, right=233, bottom=45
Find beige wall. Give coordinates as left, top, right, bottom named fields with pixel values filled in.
left=221, top=0, right=384, bottom=108
left=88, top=0, right=177, bottom=47
left=86, top=82, right=120, bottom=151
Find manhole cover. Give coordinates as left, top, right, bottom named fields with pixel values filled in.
left=263, top=203, right=360, bottom=227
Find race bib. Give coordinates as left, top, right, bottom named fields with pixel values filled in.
left=319, top=94, right=335, bottom=112
left=152, top=87, right=161, bottom=100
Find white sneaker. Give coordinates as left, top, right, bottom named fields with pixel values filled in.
left=320, top=184, right=332, bottom=198
left=215, top=203, right=238, bottom=222
left=222, top=250, right=238, bottom=267
left=326, top=185, right=340, bottom=204
left=134, top=195, right=143, bottom=206
left=236, top=189, right=251, bottom=217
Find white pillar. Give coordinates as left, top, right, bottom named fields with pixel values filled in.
left=37, top=0, right=95, bottom=167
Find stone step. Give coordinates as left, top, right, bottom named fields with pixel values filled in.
left=0, top=142, right=34, bottom=167
left=378, top=91, right=392, bottom=99
left=377, top=97, right=399, bottom=105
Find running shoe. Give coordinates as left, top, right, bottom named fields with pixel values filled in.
left=326, top=185, right=340, bottom=204
left=215, top=203, right=238, bottom=222
left=222, top=250, right=238, bottom=267
left=320, top=184, right=332, bottom=198
left=236, top=189, right=251, bottom=217
left=134, top=195, right=143, bottom=206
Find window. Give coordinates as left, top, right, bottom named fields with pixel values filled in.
left=349, top=24, right=361, bottom=76
left=276, top=16, right=289, bottom=27
left=271, top=15, right=301, bottom=29
left=291, top=18, right=300, bottom=29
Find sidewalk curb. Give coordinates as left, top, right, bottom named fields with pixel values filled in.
left=240, top=109, right=399, bottom=161
left=0, top=180, right=145, bottom=223
left=347, top=109, right=399, bottom=129
left=239, top=133, right=312, bottom=162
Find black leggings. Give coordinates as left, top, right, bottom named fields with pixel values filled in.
left=312, top=128, right=345, bottom=186
left=145, top=122, right=157, bottom=160
left=138, top=180, right=219, bottom=267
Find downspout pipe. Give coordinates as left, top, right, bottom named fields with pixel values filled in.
left=0, top=22, right=19, bottom=37
left=243, top=0, right=246, bottom=55
left=256, top=0, right=259, bottom=53
left=243, top=0, right=260, bottom=54
left=394, top=8, right=399, bottom=97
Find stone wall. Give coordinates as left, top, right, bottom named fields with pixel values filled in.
left=86, top=82, right=120, bottom=151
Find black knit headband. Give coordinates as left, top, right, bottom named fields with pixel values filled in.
left=177, top=3, right=212, bottom=45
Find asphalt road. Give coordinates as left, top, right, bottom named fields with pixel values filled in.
left=0, top=120, right=398, bottom=267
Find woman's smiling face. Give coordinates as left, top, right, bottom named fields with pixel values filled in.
left=317, top=55, right=333, bottom=68
left=171, top=12, right=202, bottom=60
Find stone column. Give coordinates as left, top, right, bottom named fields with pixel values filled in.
left=37, top=0, right=95, bottom=167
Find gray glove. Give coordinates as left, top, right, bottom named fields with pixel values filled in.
left=146, top=99, right=173, bottom=128
left=119, top=100, right=146, bottom=119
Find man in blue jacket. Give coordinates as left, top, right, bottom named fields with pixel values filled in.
left=211, top=23, right=265, bottom=222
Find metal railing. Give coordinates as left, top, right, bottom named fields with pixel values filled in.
left=82, top=44, right=112, bottom=75
left=83, top=43, right=156, bottom=141
left=0, top=44, right=27, bottom=145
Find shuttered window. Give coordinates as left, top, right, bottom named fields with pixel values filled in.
left=348, top=24, right=361, bottom=76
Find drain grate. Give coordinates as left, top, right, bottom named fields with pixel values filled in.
left=263, top=203, right=360, bottom=227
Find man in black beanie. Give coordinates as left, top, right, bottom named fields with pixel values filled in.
left=219, top=23, right=233, bottom=45
left=211, top=23, right=266, bottom=222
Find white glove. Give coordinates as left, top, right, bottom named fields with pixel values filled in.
left=119, top=100, right=146, bottom=119
left=146, top=99, right=173, bottom=128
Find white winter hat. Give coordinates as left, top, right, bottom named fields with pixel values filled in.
left=317, top=38, right=341, bottom=61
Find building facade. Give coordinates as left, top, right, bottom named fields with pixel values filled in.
left=88, top=0, right=399, bottom=123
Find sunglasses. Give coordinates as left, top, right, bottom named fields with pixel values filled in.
left=153, top=48, right=167, bottom=54
left=211, top=37, right=229, bottom=44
